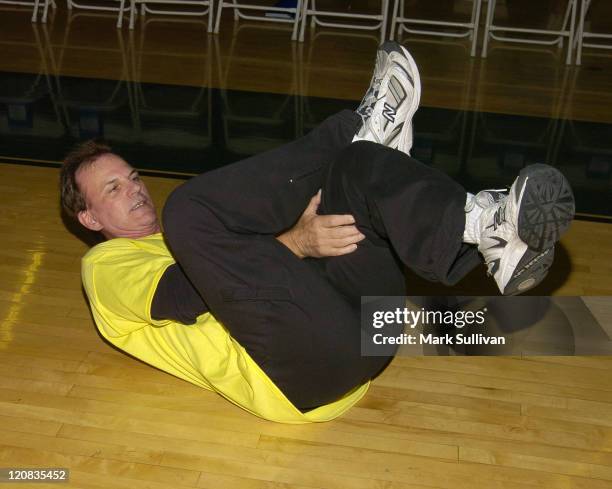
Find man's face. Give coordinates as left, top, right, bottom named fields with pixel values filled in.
left=76, top=154, right=161, bottom=239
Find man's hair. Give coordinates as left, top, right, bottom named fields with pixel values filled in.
left=60, top=140, right=112, bottom=219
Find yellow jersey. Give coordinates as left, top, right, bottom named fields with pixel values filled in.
left=81, top=233, right=369, bottom=423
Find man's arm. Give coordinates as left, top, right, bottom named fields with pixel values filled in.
left=150, top=190, right=364, bottom=323
left=81, top=239, right=178, bottom=336
left=151, top=263, right=209, bottom=324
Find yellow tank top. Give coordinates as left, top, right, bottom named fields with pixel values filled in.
left=81, top=233, right=369, bottom=423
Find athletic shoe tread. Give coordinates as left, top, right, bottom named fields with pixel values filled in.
left=515, top=164, right=575, bottom=251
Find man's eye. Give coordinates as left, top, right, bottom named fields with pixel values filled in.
left=109, top=185, right=119, bottom=193
left=132, top=175, right=140, bottom=181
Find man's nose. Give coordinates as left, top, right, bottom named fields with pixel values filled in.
left=128, top=178, right=142, bottom=196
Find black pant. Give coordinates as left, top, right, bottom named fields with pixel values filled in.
left=162, top=110, right=480, bottom=409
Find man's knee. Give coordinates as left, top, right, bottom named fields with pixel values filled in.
left=326, top=141, right=385, bottom=194
left=163, top=178, right=224, bottom=252
left=162, top=181, right=197, bottom=244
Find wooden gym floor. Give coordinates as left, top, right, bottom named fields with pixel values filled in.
left=0, top=1, right=611, bottom=488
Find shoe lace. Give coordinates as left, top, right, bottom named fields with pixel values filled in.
left=465, top=189, right=508, bottom=213
left=356, top=77, right=382, bottom=118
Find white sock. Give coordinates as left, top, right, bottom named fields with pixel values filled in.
left=463, top=192, right=481, bottom=244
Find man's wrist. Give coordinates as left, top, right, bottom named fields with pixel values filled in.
left=276, top=230, right=305, bottom=259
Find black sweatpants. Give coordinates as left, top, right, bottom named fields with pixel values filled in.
left=162, top=110, right=481, bottom=410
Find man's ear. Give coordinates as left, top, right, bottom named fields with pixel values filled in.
left=77, top=209, right=104, bottom=232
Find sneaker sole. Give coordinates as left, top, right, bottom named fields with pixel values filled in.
left=504, top=246, right=555, bottom=296
left=515, top=164, right=575, bottom=251
left=380, top=41, right=403, bottom=56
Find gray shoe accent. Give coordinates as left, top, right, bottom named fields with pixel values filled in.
left=384, top=122, right=404, bottom=146
left=392, top=61, right=414, bottom=87
left=504, top=247, right=555, bottom=296
left=516, top=164, right=576, bottom=251
left=382, top=76, right=408, bottom=131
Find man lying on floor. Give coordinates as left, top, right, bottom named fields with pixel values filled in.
left=60, top=42, right=575, bottom=423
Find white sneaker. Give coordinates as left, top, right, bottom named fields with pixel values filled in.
left=464, top=189, right=507, bottom=244
left=477, top=164, right=575, bottom=295
left=354, top=41, right=421, bottom=155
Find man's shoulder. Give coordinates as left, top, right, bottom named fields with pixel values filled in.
left=83, top=233, right=169, bottom=266
left=81, top=233, right=174, bottom=297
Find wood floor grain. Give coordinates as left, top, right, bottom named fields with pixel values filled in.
left=0, top=162, right=610, bottom=488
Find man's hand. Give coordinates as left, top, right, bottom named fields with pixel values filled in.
left=276, top=190, right=365, bottom=258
